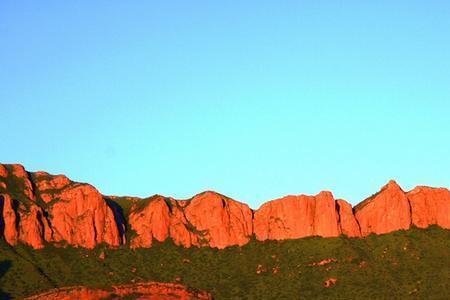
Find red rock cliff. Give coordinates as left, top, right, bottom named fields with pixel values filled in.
left=253, top=191, right=341, bottom=241
left=129, top=191, right=253, bottom=249
left=0, top=163, right=122, bottom=249
left=336, top=199, right=361, bottom=237
left=2, top=163, right=450, bottom=249
left=407, top=186, right=450, bottom=229
left=355, top=180, right=411, bottom=236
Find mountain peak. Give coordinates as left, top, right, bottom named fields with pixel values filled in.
left=383, top=179, right=402, bottom=190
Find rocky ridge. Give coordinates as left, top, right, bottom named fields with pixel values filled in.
left=24, top=282, right=213, bottom=300
left=0, top=163, right=449, bottom=249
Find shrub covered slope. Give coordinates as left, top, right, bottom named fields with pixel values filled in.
left=0, top=226, right=449, bottom=299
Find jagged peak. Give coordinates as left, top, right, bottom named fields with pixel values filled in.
left=382, top=179, right=403, bottom=191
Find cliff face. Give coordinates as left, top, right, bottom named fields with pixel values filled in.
left=336, top=199, right=361, bottom=237
left=129, top=191, right=253, bottom=249
left=253, top=191, right=341, bottom=241
left=407, top=186, right=450, bottom=229
left=0, top=164, right=122, bottom=249
left=1, top=163, right=449, bottom=249
left=355, top=180, right=412, bottom=236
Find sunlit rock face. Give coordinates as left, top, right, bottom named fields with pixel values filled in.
left=48, top=184, right=122, bottom=248
left=0, top=163, right=122, bottom=249
left=129, top=191, right=253, bottom=249
left=407, top=186, right=450, bottom=229
left=253, top=191, right=341, bottom=241
left=354, top=180, right=412, bottom=236
left=1, top=163, right=450, bottom=249
left=336, top=199, right=361, bottom=238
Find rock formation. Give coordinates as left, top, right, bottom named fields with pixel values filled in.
left=0, top=163, right=123, bottom=249
left=129, top=191, right=253, bottom=249
left=355, top=180, right=412, bottom=236
left=49, top=184, right=122, bottom=248
left=336, top=199, right=361, bottom=237
left=0, top=194, right=18, bottom=245
left=407, top=186, right=450, bottom=229
left=25, top=282, right=213, bottom=300
left=1, top=163, right=450, bottom=249
left=253, top=191, right=341, bottom=241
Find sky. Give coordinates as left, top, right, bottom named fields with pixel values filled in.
left=1, top=1, right=449, bottom=208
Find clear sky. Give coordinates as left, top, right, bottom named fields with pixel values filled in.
left=1, top=1, right=449, bottom=208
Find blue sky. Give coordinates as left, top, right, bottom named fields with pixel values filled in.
left=1, top=1, right=449, bottom=208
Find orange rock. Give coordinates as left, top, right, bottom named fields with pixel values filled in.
left=355, top=180, right=411, bottom=236
left=129, top=196, right=171, bottom=248
left=130, top=192, right=252, bottom=249
left=254, top=195, right=315, bottom=240
left=1, top=194, right=18, bottom=245
left=18, top=205, right=53, bottom=248
left=324, top=278, right=337, bottom=287
left=184, top=191, right=253, bottom=248
left=336, top=199, right=361, bottom=237
left=49, top=184, right=121, bottom=248
left=407, top=186, right=450, bottom=229
left=8, top=164, right=35, bottom=201
left=25, top=282, right=213, bottom=300
left=3, top=163, right=450, bottom=250
left=309, top=258, right=337, bottom=266
left=313, top=191, right=341, bottom=237
left=167, top=198, right=199, bottom=248
left=36, top=174, right=71, bottom=191
left=0, top=164, right=7, bottom=177
left=253, top=191, right=340, bottom=241
left=128, top=196, right=196, bottom=248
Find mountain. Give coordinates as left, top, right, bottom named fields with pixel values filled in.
left=1, top=163, right=450, bottom=299
left=1, top=163, right=449, bottom=250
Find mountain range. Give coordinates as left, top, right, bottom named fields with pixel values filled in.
left=1, top=163, right=449, bottom=250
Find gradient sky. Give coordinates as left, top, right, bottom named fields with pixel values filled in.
left=1, top=1, right=449, bottom=208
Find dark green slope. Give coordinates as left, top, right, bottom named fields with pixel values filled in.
left=0, top=226, right=449, bottom=299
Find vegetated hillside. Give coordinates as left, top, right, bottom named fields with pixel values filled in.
left=1, top=226, right=449, bottom=300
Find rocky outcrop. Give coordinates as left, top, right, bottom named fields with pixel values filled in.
left=407, top=186, right=450, bottom=229
left=355, top=180, right=411, bottom=236
left=0, top=163, right=123, bottom=249
left=129, top=196, right=174, bottom=248
left=7, top=164, right=35, bottom=201
left=18, top=204, right=53, bottom=249
left=253, top=191, right=341, bottom=241
left=0, top=164, right=7, bottom=178
left=129, top=191, right=253, bottom=249
left=1, top=194, right=18, bottom=245
left=1, top=163, right=450, bottom=249
left=336, top=199, right=361, bottom=237
left=34, top=172, right=71, bottom=191
left=25, top=282, right=213, bottom=300
left=48, top=184, right=122, bottom=248
left=0, top=194, right=52, bottom=248
left=184, top=191, right=253, bottom=248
